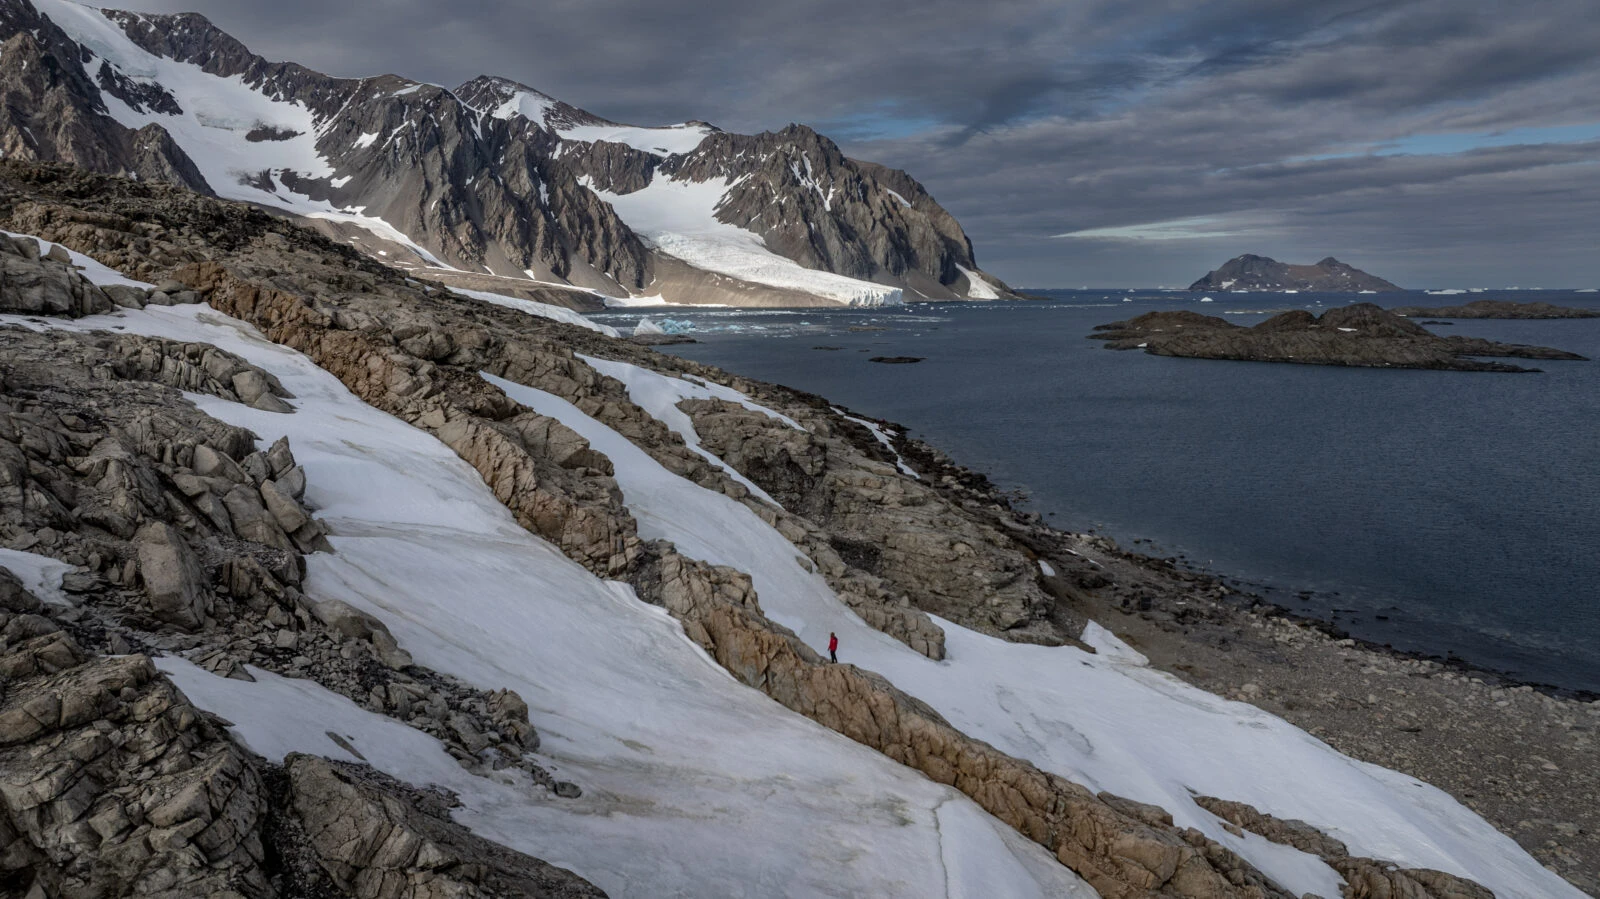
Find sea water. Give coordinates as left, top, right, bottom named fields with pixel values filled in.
left=592, top=290, right=1600, bottom=694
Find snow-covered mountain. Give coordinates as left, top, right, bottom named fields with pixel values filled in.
left=0, top=0, right=1010, bottom=307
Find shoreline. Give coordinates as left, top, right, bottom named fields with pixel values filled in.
left=887, top=425, right=1600, bottom=893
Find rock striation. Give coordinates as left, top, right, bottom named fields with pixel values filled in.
left=1190, top=255, right=1403, bottom=292
left=1091, top=303, right=1587, bottom=372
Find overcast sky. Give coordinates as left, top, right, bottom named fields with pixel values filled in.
left=117, top=0, right=1600, bottom=288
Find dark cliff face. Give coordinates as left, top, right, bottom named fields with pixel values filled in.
left=1190, top=255, right=1403, bottom=292
left=0, top=0, right=208, bottom=192
left=0, top=0, right=1007, bottom=303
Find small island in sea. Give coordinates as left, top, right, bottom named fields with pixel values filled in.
left=1190, top=255, right=1403, bottom=292
left=1391, top=299, right=1600, bottom=319
left=1090, top=302, right=1587, bottom=371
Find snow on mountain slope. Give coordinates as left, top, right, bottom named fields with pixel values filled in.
left=31, top=0, right=456, bottom=268
left=489, top=358, right=1589, bottom=899
left=559, top=122, right=714, bottom=156
left=5, top=299, right=1090, bottom=898
left=587, top=175, right=904, bottom=306
left=956, top=264, right=1000, bottom=300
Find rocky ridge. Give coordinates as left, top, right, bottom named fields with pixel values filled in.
left=1190, top=255, right=1402, bottom=293
left=0, top=159, right=1521, bottom=897
left=1091, top=303, right=1588, bottom=372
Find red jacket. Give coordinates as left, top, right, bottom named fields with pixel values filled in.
left=828, top=634, right=838, bottom=652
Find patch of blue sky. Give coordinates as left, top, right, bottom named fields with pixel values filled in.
left=1289, top=121, right=1600, bottom=162
left=815, top=108, right=946, bottom=142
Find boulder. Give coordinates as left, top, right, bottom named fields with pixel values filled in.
left=133, top=521, right=210, bottom=630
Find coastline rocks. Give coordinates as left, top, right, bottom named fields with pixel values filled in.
left=1090, top=303, right=1587, bottom=372
left=1189, top=255, right=1402, bottom=292
left=1391, top=299, right=1600, bottom=319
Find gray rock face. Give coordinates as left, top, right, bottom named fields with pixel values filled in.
left=1189, top=254, right=1403, bottom=292
left=0, top=0, right=1008, bottom=306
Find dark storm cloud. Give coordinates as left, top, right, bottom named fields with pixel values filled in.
left=111, top=0, right=1600, bottom=286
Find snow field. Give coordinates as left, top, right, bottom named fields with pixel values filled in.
left=492, top=355, right=1588, bottom=899
left=586, top=176, right=904, bottom=306
left=3, top=295, right=1088, bottom=898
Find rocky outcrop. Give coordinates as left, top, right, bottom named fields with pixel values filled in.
left=0, top=567, right=605, bottom=899
left=1091, top=303, right=1588, bottom=372
left=1190, top=255, right=1402, bottom=292
left=0, top=571, right=273, bottom=898
left=679, top=396, right=1064, bottom=645
left=0, top=233, right=116, bottom=318
left=1196, top=796, right=1494, bottom=899
left=1391, top=299, right=1600, bottom=319
left=284, top=754, right=604, bottom=899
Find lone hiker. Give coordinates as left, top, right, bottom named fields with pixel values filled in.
left=828, top=632, right=838, bottom=663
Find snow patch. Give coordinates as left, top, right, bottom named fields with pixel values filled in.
left=0, top=548, right=75, bottom=606
left=559, top=122, right=711, bottom=156
left=576, top=354, right=800, bottom=503
left=832, top=407, right=918, bottom=478
left=451, top=288, right=619, bottom=337
left=956, top=264, right=1000, bottom=300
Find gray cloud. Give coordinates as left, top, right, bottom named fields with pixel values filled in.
left=110, top=0, right=1600, bottom=287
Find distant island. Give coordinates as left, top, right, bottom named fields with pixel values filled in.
left=1391, top=299, right=1600, bottom=319
left=1090, top=303, right=1586, bottom=372
left=1190, top=255, right=1403, bottom=292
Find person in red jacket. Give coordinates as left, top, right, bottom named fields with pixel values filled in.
left=828, top=632, right=838, bottom=663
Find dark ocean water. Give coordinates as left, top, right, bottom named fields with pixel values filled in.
left=593, top=290, right=1600, bottom=694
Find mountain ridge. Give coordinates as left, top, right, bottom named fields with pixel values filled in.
left=0, top=0, right=1011, bottom=307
